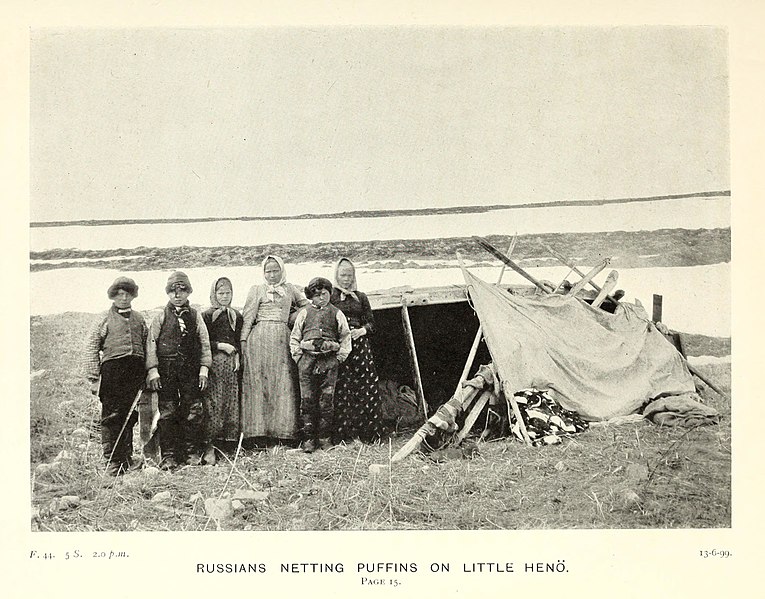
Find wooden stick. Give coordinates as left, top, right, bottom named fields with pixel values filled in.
left=542, top=242, right=604, bottom=293
left=662, top=331, right=729, bottom=399
left=458, top=254, right=532, bottom=445
left=568, top=258, right=611, bottom=297
left=687, top=363, right=728, bottom=399
left=474, top=237, right=551, bottom=293
left=454, top=390, right=493, bottom=445
left=543, top=243, right=619, bottom=304
left=390, top=422, right=437, bottom=463
left=454, top=237, right=516, bottom=396
left=557, top=266, right=576, bottom=291
left=391, top=385, right=484, bottom=462
left=591, top=270, right=619, bottom=308
left=503, top=381, right=532, bottom=445
left=401, top=301, right=428, bottom=418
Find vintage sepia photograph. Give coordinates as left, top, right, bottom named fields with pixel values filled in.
left=28, top=26, right=731, bottom=535
left=9, top=1, right=762, bottom=594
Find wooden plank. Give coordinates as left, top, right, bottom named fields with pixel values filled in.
left=401, top=301, right=428, bottom=418
left=454, top=390, right=492, bottom=444
left=591, top=270, right=619, bottom=308
left=652, top=294, right=663, bottom=323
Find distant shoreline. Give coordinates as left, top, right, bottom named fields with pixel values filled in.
left=30, top=227, right=730, bottom=273
left=30, top=190, right=730, bottom=228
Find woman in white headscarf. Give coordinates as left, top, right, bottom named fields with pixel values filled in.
left=240, top=256, right=308, bottom=444
left=331, top=258, right=384, bottom=443
left=201, top=277, right=243, bottom=462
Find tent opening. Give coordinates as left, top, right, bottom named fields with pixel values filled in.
left=370, top=299, right=492, bottom=414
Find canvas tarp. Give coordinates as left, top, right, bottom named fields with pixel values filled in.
left=463, top=269, right=696, bottom=421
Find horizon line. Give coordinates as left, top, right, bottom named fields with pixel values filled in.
left=31, top=189, right=730, bottom=228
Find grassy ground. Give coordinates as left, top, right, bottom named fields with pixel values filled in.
left=30, top=313, right=731, bottom=532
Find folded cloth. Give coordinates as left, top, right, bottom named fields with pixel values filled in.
left=642, top=393, right=720, bottom=427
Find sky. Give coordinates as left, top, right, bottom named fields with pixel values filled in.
left=30, top=27, right=729, bottom=222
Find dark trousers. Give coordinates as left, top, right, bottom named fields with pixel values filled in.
left=297, top=353, right=339, bottom=441
left=99, top=356, right=144, bottom=463
left=157, top=357, right=204, bottom=460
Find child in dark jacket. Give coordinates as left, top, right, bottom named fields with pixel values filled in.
left=290, top=277, right=351, bottom=452
left=146, top=271, right=212, bottom=470
left=83, top=277, right=148, bottom=476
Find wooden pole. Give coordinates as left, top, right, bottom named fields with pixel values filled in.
left=474, top=237, right=552, bottom=293
left=454, top=390, right=494, bottom=445
left=652, top=294, right=663, bottom=323
left=591, top=270, right=619, bottom=308
left=567, top=258, right=611, bottom=297
left=401, top=300, right=428, bottom=418
left=390, top=385, right=485, bottom=462
left=542, top=242, right=619, bottom=303
left=458, top=255, right=534, bottom=446
left=503, top=382, right=532, bottom=445
left=454, top=237, right=516, bottom=396
left=660, top=330, right=729, bottom=400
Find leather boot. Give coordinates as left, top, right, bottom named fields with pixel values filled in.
left=301, top=411, right=317, bottom=453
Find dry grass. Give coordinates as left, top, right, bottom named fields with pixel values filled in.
left=30, top=314, right=731, bottom=532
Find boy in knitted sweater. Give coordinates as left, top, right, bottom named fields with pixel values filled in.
left=83, top=277, right=148, bottom=476
left=290, top=277, right=351, bottom=452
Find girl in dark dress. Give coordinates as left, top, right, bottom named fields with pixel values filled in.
left=331, top=258, right=384, bottom=443
left=201, top=277, right=244, bottom=463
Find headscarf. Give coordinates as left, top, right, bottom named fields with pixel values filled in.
left=210, top=276, right=237, bottom=331
left=333, top=257, right=358, bottom=302
left=262, top=255, right=287, bottom=302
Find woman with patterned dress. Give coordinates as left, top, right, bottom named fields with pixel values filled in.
left=240, top=256, right=308, bottom=444
left=331, top=258, right=384, bottom=443
left=201, top=277, right=243, bottom=463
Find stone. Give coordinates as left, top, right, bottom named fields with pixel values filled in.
left=619, top=488, right=642, bottom=505
left=204, top=498, right=234, bottom=521
left=54, top=450, right=75, bottom=463
left=151, top=491, right=172, bottom=503
left=58, top=495, right=81, bottom=509
left=368, top=464, right=389, bottom=476
left=625, top=463, right=649, bottom=482
left=35, top=462, right=60, bottom=477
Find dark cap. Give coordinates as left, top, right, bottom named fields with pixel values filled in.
left=305, top=277, right=333, bottom=297
left=165, top=271, right=193, bottom=294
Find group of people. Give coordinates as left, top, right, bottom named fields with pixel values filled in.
left=83, top=256, right=384, bottom=476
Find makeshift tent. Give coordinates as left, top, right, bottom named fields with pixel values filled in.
left=461, top=267, right=696, bottom=421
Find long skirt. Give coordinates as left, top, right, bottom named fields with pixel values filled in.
left=241, top=320, right=300, bottom=440
left=204, top=351, right=240, bottom=442
left=334, top=335, right=384, bottom=443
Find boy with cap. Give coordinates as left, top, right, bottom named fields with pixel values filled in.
left=83, top=276, right=148, bottom=476
left=146, top=271, right=212, bottom=469
left=290, top=277, right=351, bottom=452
